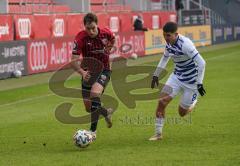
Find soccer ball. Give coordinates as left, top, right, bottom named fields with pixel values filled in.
left=130, top=53, right=138, bottom=60
left=13, top=70, right=22, bottom=78
left=73, top=130, right=93, bottom=148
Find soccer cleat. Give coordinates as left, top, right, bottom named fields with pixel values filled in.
left=149, top=133, right=163, bottom=141
left=105, top=108, right=115, bottom=128
left=90, top=131, right=97, bottom=141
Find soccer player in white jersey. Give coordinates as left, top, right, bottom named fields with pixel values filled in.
left=149, top=22, right=206, bottom=141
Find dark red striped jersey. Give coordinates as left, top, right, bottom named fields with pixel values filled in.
left=72, top=27, right=115, bottom=71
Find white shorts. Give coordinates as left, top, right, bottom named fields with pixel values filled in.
left=161, top=74, right=198, bottom=109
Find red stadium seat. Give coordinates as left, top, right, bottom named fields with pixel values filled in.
left=40, top=5, right=50, bottom=13
left=24, top=0, right=34, bottom=3
left=25, top=0, right=50, bottom=4
left=91, top=3, right=131, bottom=13
left=39, top=0, right=52, bottom=4
left=91, top=0, right=105, bottom=5
left=91, top=0, right=117, bottom=5
left=107, top=0, right=117, bottom=4
left=25, top=5, right=33, bottom=13
left=123, top=5, right=131, bottom=11
left=8, top=5, right=21, bottom=13
left=52, top=5, right=71, bottom=13
left=91, top=5, right=105, bottom=12
left=23, top=0, right=53, bottom=4
left=105, top=4, right=131, bottom=12
left=8, top=0, right=21, bottom=3
left=32, top=5, right=41, bottom=13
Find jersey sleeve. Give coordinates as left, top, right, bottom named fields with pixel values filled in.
left=194, top=55, right=206, bottom=84
left=72, top=33, right=83, bottom=55
left=182, top=38, right=199, bottom=59
left=163, top=47, right=170, bottom=58
left=104, top=27, right=115, bottom=41
left=102, top=28, right=115, bottom=53
left=153, top=48, right=170, bottom=77
left=183, top=38, right=206, bottom=84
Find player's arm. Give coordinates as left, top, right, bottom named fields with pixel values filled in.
left=194, top=54, right=206, bottom=84
left=105, top=36, right=115, bottom=53
left=104, top=28, right=116, bottom=53
left=71, top=40, right=82, bottom=72
left=193, top=54, right=206, bottom=96
left=184, top=40, right=206, bottom=96
left=71, top=40, right=90, bottom=81
left=71, top=53, right=84, bottom=74
left=151, top=51, right=170, bottom=89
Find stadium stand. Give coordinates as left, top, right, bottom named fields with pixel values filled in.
left=8, top=0, right=71, bottom=13
left=90, top=0, right=132, bottom=12
left=8, top=0, right=131, bottom=13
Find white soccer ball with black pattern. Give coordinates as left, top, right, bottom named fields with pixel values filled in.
left=13, top=70, right=22, bottom=78
left=130, top=53, right=138, bottom=60
left=73, top=129, right=93, bottom=148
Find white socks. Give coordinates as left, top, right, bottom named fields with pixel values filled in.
left=189, top=99, right=198, bottom=110
left=155, top=117, right=164, bottom=135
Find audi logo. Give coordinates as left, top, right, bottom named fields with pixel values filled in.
left=29, top=42, right=48, bottom=71
left=109, top=17, right=119, bottom=33
left=53, top=19, right=64, bottom=37
left=18, top=18, right=31, bottom=38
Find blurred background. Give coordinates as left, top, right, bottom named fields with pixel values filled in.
left=0, top=0, right=240, bottom=79
left=0, top=2, right=240, bottom=165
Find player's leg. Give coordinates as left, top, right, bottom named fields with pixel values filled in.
left=178, top=87, right=198, bottom=117
left=149, top=74, right=181, bottom=141
left=149, top=93, right=173, bottom=141
left=89, top=82, right=102, bottom=133
left=79, top=83, right=97, bottom=140
left=89, top=70, right=113, bottom=133
left=81, top=84, right=92, bottom=113
left=154, top=93, right=172, bottom=138
left=81, top=73, right=101, bottom=134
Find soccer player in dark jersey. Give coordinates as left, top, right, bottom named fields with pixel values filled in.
left=71, top=13, right=115, bottom=140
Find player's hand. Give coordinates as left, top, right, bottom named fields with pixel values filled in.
left=197, top=84, right=206, bottom=96
left=151, top=76, right=159, bottom=89
left=81, top=70, right=91, bottom=81
left=103, top=46, right=112, bottom=54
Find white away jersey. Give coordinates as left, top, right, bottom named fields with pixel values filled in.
left=164, top=35, right=200, bottom=86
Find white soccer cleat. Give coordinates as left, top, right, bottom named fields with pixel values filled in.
left=149, top=134, right=163, bottom=141
left=90, top=131, right=97, bottom=141
left=105, top=108, right=115, bottom=128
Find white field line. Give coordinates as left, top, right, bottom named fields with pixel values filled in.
left=0, top=50, right=239, bottom=108
left=0, top=93, right=54, bottom=108
left=205, top=50, right=240, bottom=61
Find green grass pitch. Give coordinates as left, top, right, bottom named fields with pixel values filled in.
left=0, top=42, right=240, bottom=166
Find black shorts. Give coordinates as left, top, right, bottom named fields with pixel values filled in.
left=81, top=70, right=111, bottom=99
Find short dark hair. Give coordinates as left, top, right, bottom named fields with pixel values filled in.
left=163, top=22, right=178, bottom=33
left=84, top=13, right=98, bottom=25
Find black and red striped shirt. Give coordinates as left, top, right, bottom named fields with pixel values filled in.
left=72, top=27, right=115, bottom=71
